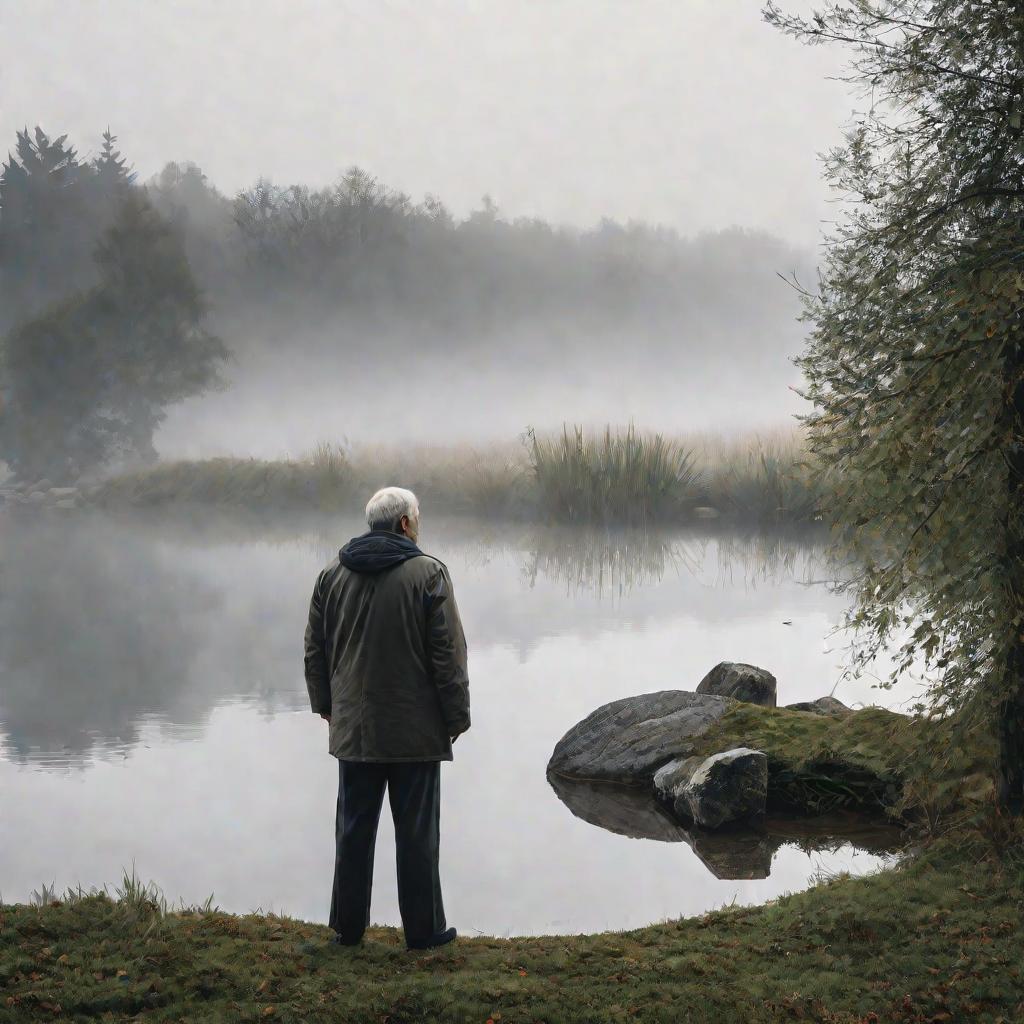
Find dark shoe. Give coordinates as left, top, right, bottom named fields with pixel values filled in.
left=329, top=931, right=363, bottom=946
left=406, top=926, right=457, bottom=951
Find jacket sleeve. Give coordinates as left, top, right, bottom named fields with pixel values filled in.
left=424, top=564, right=471, bottom=736
left=304, top=570, right=332, bottom=716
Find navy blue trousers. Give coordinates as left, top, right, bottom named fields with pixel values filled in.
left=329, top=759, right=447, bottom=944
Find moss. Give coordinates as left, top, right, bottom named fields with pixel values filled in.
left=691, top=704, right=997, bottom=820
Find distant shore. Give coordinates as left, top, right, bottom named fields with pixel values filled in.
left=41, top=424, right=829, bottom=530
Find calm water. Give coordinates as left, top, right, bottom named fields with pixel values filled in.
left=0, top=509, right=920, bottom=936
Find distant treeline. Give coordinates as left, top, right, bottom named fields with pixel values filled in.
left=0, top=126, right=808, bottom=342
left=0, top=126, right=810, bottom=482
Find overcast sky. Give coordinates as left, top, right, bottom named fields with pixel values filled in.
left=2, top=0, right=853, bottom=249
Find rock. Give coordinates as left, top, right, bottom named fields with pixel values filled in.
left=784, top=696, right=853, bottom=717
left=547, top=690, right=735, bottom=784
left=48, top=487, right=79, bottom=499
left=679, top=747, right=768, bottom=828
left=653, top=756, right=701, bottom=804
left=546, top=771, right=784, bottom=879
left=696, top=662, right=777, bottom=707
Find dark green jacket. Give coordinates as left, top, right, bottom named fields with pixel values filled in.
left=304, top=532, right=470, bottom=761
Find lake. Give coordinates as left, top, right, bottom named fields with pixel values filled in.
left=0, top=509, right=921, bottom=936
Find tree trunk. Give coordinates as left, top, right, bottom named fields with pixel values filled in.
left=997, top=327, right=1024, bottom=813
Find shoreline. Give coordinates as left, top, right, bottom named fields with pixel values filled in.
left=3, top=835, right=1021, bottom=1022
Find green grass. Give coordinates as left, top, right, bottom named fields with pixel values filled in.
left=692, top=704, right=998, bottom=830
left=86, top=423, right=825, bottom=528
left=2, top=833, right=1021, bottom=1023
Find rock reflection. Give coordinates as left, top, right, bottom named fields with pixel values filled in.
left=547, top=772, right=903, bottom=880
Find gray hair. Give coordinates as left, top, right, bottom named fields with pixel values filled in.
left=365, top=486, right=419, bottom=531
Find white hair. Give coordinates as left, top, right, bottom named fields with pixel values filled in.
left=365, top=486, right=419, bottom=531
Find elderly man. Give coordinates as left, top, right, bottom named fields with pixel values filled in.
left=304, top=486, right=470, bottom=950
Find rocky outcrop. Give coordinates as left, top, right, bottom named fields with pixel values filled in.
left=784, top=696, right=853, bottom=717
left=546, top=690, right=735, bottom=784
left=696, top=662, right=777, bottom=707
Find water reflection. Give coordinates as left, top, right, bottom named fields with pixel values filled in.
left=0, top=510, right=879, bottom=766
left=520, top=525, right=702, bottom=597
left=547, top=773, right=903, bottom=880
left=2, top=510, right=905, bottom=932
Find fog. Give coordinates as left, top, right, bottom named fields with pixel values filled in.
left=1, top=1, right=854, bottom=463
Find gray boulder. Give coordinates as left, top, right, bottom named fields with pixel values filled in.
left=696, top=662, right=777, bottom=707
left=547, top=690, right=734, bottom=784
left=784, top=696, right=853, bottom=717
left=652, top=756, right=701, bottom=806
left=679, top=747, right=768, bottom=828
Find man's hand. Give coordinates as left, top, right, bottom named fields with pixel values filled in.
left=320, top=713, right=331, bottom=723
left=450, top=733, right=460, bottom=744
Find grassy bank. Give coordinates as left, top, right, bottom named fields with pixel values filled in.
left=3, top=706, right=1021, bottom=1022
left=86, top=424, right=823, bottom=528
left=2, top=833, right=1021, bottom=1024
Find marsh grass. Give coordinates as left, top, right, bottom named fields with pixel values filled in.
left=525, top=422, right=702, bottom=525
left=688, top=424, right=822, bottom=525
left=89, top=423, right=825, bottom=527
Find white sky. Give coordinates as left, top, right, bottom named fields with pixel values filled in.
left=1, top=0, right=854, bottom=249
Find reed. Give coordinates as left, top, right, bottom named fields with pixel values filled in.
left=88, top=423, right=825, bottom=527
left=525, top=422, right=701, bottom=526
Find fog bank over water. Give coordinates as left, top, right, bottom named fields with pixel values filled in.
left=157, top=227, right=814, bottom=458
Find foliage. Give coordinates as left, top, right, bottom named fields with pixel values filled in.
left=0, top=194, right=228, bottom=481
left=764, top=1, right=1024, bottom=806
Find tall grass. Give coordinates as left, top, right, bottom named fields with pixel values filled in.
left=88, top=423, right=825, bottom=528
left=689, top=424, right=823, bottom=525
left=525, top=423, right=701, bottom=525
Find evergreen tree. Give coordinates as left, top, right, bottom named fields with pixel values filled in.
left=0, top=193, right=228, bottom=481
left=0, top=127, right=95, bottom=326
left=764, top=1, right=1024, bottom=810
left=92, top=128, right=135, bottom=192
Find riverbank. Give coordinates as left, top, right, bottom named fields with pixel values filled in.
left=3, top=706, right=1021, bottom=1022
left=39, top=424, right=824, bottom=529
left=2, top=831, right=1021, bottom=1023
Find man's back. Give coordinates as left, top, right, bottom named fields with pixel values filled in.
left=304, top=530, right=470, bottom=763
